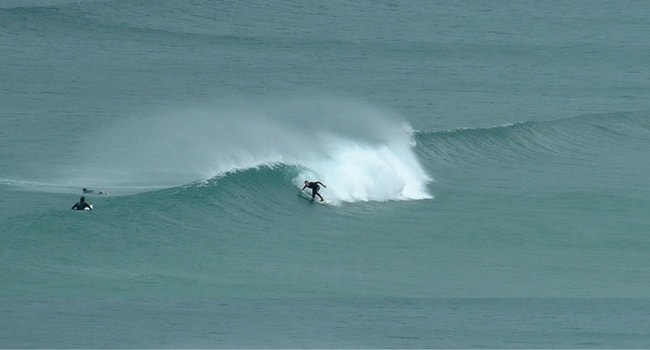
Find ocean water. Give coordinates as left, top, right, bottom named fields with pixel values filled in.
left=2, top=0, right=650, bottom=348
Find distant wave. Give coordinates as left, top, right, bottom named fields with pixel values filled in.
left=0, top=1, right=265, bottom=47
left=414, top=111, right=650, bottom=165
left=0, top=1, right=77, bottom=10
left=0, top=0, right=314, bottom=50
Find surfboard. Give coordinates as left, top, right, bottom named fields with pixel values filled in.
left=83, top=204, right=93, bottom=211
left=297, top=192, right=332, bottom=205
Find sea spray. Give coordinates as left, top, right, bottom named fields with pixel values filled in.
left=63, top=97, right=432, bottom=200
left=294, top=132, right=432, bottom=202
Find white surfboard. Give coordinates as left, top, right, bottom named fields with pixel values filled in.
left=297, top=192, right=331, bottom=205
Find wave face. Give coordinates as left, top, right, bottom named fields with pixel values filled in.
left=415, top=111, right=650, bottom=195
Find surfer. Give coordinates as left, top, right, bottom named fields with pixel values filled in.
left=301, top=180, right=326, bottom=202
left=83, top=187, right=108, bottom=195
left=71, top=196, right=92, bottom=210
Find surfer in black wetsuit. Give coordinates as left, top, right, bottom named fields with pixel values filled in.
left=302, top=180, right=326, bottom=202
left=83, top=187, right=108, bottom=195
left=71, top=196, right=92, bottom=210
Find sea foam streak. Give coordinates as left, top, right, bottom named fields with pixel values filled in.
left=69, top=97, right=433, bottom=201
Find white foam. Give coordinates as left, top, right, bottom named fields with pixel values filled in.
left=294, top=133, right=432, bottom=203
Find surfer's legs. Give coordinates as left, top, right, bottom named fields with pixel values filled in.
left=312, top=190, right=324, bottom=201
left=311, top=189, right=323, bottom=201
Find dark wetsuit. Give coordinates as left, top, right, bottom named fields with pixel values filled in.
left=71, top=197, right=92, bottom=210
left=83, top=188, right=107, bottom=195
left=302, top=181, right=324, bottom=201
